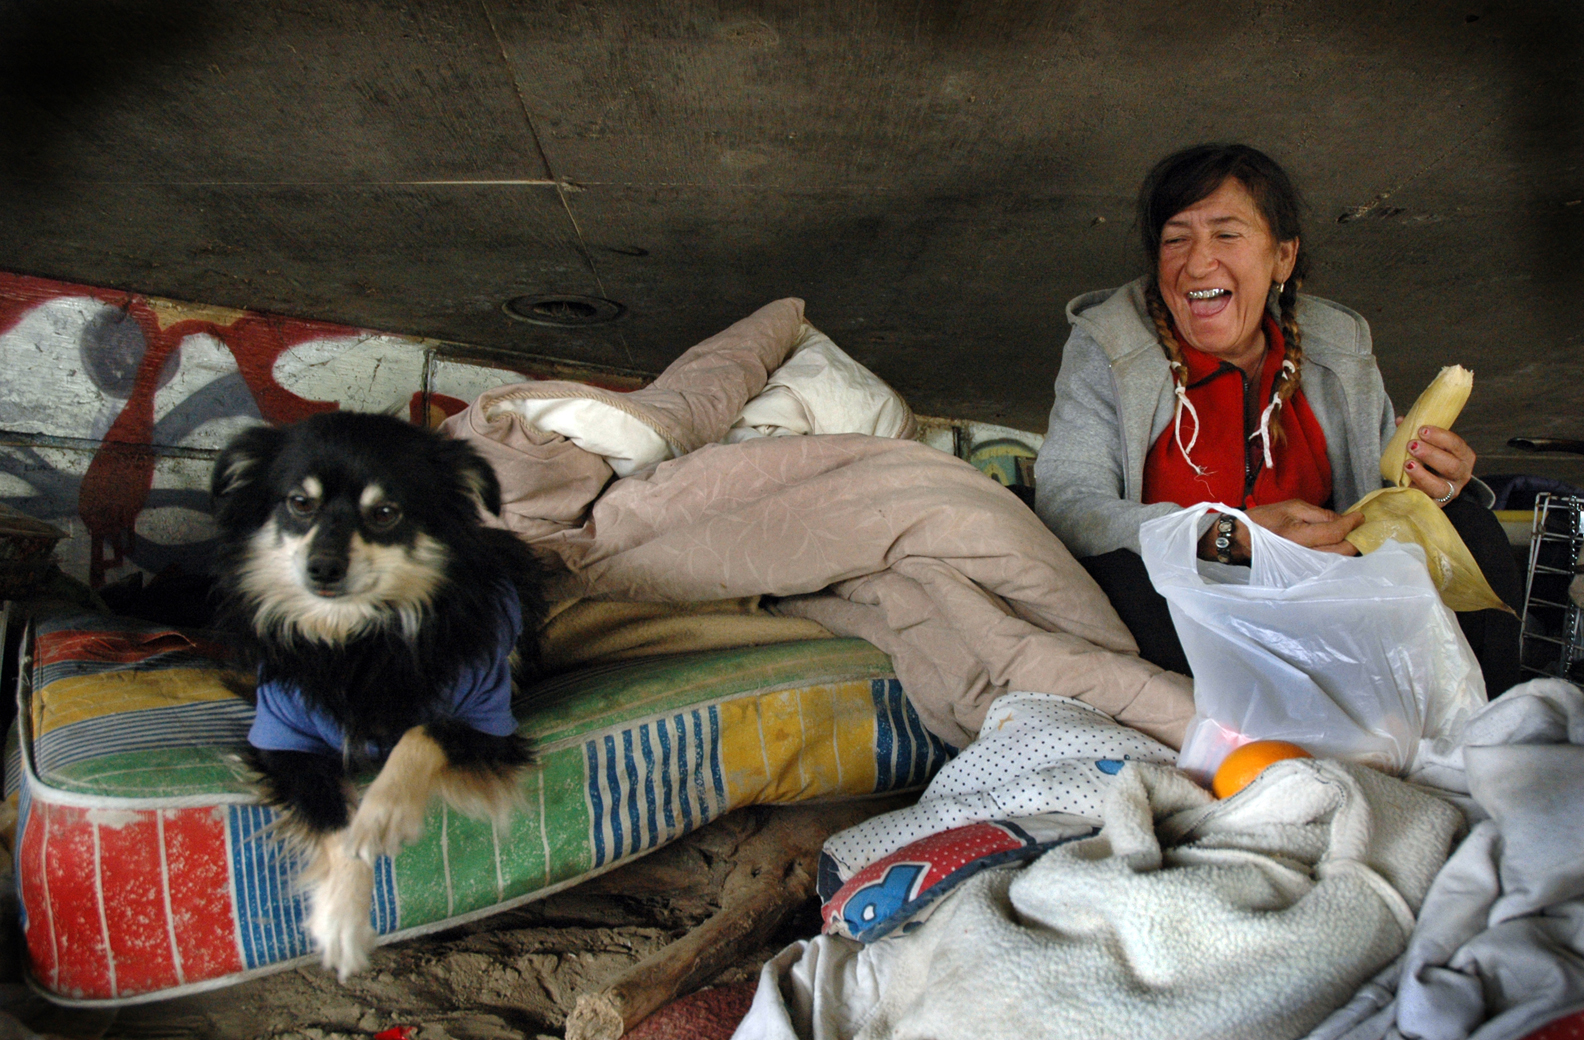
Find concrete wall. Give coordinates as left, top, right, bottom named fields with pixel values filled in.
left=1, top=0, right=1580, bottom=483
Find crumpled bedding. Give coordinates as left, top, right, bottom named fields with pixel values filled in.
left=738, top=677, right=1584, bottom=1040
left=443, top=298, right=1193, bottom=748
left=735, top=741, right=1462, bottom=1040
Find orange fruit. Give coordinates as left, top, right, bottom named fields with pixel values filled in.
left=1212, top=740, right=1313, bottom=799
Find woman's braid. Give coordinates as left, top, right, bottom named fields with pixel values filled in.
left=1145, top=281, right=1187, bottom=389
left=1268, top=279, right=1305, bottom=444
left=1145, top=279, right=1212, bottom=474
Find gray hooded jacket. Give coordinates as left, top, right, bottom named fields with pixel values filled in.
left=1033, top=277, right=1398, bottom=558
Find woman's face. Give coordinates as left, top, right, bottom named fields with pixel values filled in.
left=1156, top=178, right=1298, bottom=372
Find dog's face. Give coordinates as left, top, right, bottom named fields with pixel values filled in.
left=211, top=412, right=502, bottom=644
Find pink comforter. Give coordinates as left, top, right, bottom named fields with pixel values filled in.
left=443, top=300, right=1193, bottom=748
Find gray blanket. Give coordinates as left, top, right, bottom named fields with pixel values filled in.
left=1306, top=677, right=1584, bottom=1040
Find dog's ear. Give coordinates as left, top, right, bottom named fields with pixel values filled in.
left=211, top=424, right=286, bottom=529
left=442, top=440, right=504, bottom=516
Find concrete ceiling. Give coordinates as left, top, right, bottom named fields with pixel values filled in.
left=1, top=0, right=1580, bottom=482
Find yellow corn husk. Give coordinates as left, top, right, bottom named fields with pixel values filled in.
left=1346, top=363, right=1512, bottom=614
left=1380, top=365, right=1473, bottom=487
left=1345, top=486, right=1511, bottom=613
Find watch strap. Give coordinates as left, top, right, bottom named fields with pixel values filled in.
left=1214, top=514, right=1236, bottom=565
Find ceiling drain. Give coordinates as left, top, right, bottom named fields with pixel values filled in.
left=503, top=294, right=626, bottom=327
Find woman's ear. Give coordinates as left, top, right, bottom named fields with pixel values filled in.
left=1275, top=237, right=1300, bottom=284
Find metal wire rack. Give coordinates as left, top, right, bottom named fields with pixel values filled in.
left=1520, top=493, right=1584, bottom=682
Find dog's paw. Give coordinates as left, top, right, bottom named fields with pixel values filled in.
left=346, top=729, right=446, bottom=861
left=305, top=847, right=375, bottom=982
left=346, top=779, right=430, bottom=862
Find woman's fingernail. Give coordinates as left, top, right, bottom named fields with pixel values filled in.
left=1421, top=427, right=1431, bottom=437
left=1405, top=461, right=1416, bottom=471
left=1409, top=441, right=1419, bottom=452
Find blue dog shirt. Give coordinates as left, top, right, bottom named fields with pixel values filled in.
left=249, top=586, right=523, bottom=758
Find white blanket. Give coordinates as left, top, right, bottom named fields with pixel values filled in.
left=727, top=325, right=915, bottom=442
left=737, top=742, right=1462, bottom=1040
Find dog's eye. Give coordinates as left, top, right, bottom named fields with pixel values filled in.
left=366, top=503, right=402, bottom=530
left=286, top=494, right=318, bottom=517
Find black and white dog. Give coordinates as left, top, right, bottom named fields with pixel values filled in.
left=210, top=411, right=547, bottom=979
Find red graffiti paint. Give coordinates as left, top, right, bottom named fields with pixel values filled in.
left=0, top=273, right=356, bottom=585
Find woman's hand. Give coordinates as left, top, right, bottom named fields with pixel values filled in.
left=1400, top=420, right=1476, bottom=508
left=1198, top=500, right=1364, bottom=562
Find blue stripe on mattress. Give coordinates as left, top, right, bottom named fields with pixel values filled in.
left=870, top=678, right=954, bottom=792
left=870, top=680, right=895, bottom=791
left=674, top=714, right=694, bottom=834
left=231, top=804, right=311, bottom=968
left=585, top=741, right=606, bottom=868
left=229, top=804, right=398, bottom=969
left=584, top=707, right=726, bottom=869
left=372, top=856, right=398, bottom=936
left=706, top=705, right=724, bottom=823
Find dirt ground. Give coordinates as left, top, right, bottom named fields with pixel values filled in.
left=0, top=807, right=838, bottom=1040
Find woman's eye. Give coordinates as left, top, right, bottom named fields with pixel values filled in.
left=367, top=504, right=402, bottom=529
left=286, top=495, right=316, bottom=516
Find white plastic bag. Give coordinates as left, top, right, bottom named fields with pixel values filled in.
left=1139, top=503, right=1486, bottom=780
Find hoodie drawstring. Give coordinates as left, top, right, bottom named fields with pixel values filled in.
left=1250, top=359, right=1297, bottom=470
left=1168, top=361, right=1208, bottom=476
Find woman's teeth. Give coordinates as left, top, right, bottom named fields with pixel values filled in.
left=1185, top=288, right=1230, bottom=300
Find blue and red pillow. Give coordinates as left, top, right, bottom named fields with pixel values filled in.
left=819, top=818, right=1096, bottom=943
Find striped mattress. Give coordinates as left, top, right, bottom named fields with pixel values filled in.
left=7, top=610, right=950, bottom=1005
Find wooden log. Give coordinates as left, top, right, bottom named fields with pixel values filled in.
left=563, top=801, right=886, bottom=1040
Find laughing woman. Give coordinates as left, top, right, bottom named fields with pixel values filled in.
left=1033, top=142, right=1522, bottom=693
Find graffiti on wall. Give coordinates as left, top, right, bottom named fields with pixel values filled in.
left=0, top=273, right=640, bottom=589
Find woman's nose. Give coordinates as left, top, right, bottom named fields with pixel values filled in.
left=1184, top=236, right=1217, bottom=276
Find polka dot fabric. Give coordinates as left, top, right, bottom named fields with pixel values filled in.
left=821, top=691, right=1178, bottom=887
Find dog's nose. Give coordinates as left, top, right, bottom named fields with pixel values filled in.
left=306, top=552, right=348, bottom=588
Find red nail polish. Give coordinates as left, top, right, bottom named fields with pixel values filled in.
left=1409, top=441, right=1419, bottom=451
left=1406, top=461, right=1416, bottom=471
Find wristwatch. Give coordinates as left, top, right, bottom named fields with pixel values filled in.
left=1214, top=514, right=1236, bottom=565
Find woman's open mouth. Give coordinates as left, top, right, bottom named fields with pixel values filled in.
left=1184, top=287, right=1231, bottom=317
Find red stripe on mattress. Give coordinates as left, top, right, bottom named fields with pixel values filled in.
left=35, top=629, right=230, bottom=668
left=39, top=804, right=114, bottom=1000
left=98, top=814, right=181, bottom=995
left=19, top=802, right=58, bottom=992
left=161, top=808, right=245, bottom=983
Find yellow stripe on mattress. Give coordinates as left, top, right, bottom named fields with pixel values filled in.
left=33, top=668, right=250, bottom=735
left=718, top=679, right=879, bottom=804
